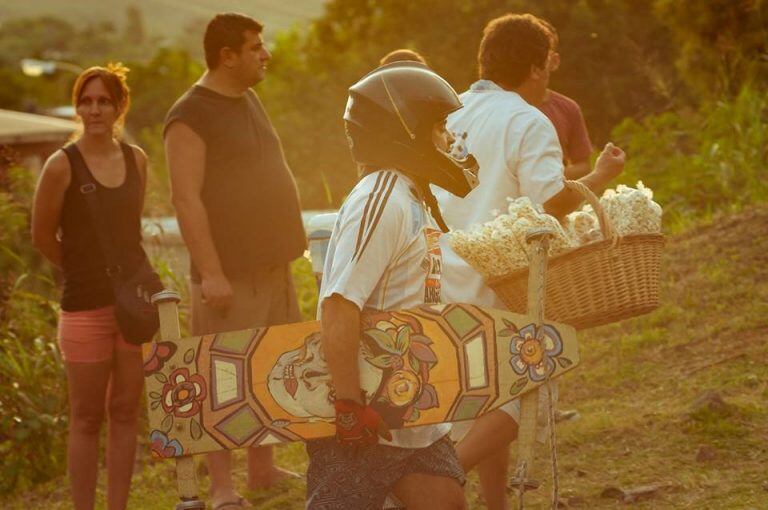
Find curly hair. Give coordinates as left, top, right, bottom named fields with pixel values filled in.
left=478, top=13, right=552, bottom=88
left=538, top=17, right=559, bottom=49
left=71, top=62, right=131, bottom=137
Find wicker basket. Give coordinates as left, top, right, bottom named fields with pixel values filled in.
left=487, top=180, right=665, bottom=330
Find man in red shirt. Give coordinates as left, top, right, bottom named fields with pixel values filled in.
left=538, top=20, right=594, bottom=180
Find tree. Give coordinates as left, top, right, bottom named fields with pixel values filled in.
left=125, top=48, right=203, bottom=133
left=655, top=0, right=768, bottom=99
left=258, top=0, right=683, bottom=208
left=124, top=5, right=147, bottom=47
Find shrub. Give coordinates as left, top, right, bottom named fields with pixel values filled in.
left=0, top=165, right=67, bottom=494
left=291, top=257, right=319, bottom=321
left=612, top=84, right=768, bottom=229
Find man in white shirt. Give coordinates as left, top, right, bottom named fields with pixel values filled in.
left=306, top=62, right=478, bottom=510
left=437, top=13, right=626, bottom=510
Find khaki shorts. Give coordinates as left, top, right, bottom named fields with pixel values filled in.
left=190, top=264, right=302, bottom=336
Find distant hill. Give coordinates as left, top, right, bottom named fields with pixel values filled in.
left=0, top=0, right=326, bottom=40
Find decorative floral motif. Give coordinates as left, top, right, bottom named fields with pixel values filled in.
left=509, top=324, right=563, bottom=382
left=362, top=315, right=439, bottom=423
left=386, top=370, right=421, bottom=407
left=150, top=430, right=183, bottom=458
left=161, top=367, right=207, bottom=418
left=143, top=341, right=177, bottom=375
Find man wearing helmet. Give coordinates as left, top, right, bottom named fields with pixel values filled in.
left=437, top=13, right=626, bottom=510
left=305, top=62, right=476, bottom=509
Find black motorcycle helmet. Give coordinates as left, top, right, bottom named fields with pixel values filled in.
left=344, top=62, right=477, bottom=231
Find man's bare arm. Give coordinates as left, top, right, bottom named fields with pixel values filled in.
left=321, top=294, right=363, bottom=403
left=544, top=143, right=625, bottom=218
left=165, top=121, right=233, bottom=309
left=563, top=160, right=590, bottom=180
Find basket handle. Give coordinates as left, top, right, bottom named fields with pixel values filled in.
left=563, top=180, right=616, bottom=242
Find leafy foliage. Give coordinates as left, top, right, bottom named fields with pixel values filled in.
left=125, top=48, right=204, bottom=134
left=255, top=0, right=766, bottom=208
left=256, top=0, right=684, bottom=207
left=290, top=257, right=319, bottom=321
left=1, top=1, right=765, bottom=210
left=656, top=0, right=768, bottom=99
left=0, top=14, right=150, bottom=111
left=126, top=49, right=204, bottom=216
left=0, top=166, right=66, bottom=494
left=613, top=85, right=768, bottom=228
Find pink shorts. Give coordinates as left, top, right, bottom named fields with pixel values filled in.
left=58, top=305, right=141, bottom=363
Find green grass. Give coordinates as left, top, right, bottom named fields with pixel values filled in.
left=3, top=207, right=767, bottom=509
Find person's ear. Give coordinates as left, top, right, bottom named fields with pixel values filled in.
left=549, top=52, right=561, bottom=72
left=530, top=64, right=546, bottom=81
left=220, top=47, right=238, bottom=69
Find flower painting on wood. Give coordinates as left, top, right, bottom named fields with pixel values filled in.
left=361, top=311, right=441, bottom=427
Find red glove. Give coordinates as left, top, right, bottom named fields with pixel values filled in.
left=334, top=398, right=392, bottom=445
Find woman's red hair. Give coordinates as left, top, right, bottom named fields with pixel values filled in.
left=71, top=62, right=131, bottom=137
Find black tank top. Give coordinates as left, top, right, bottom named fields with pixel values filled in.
left=60, top=143, right=144, bottom=312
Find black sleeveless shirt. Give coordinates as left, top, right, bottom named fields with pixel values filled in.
left=60, top=143, right=144, bottom=311
left=164, top=86, right=306, bottom=283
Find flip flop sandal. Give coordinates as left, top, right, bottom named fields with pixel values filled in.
left=213, top=497, right=249, bottom=510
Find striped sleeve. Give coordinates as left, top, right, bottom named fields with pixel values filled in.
left=319, top=171, right=406, bottom=310
left=352, top=171, right=399, bottom=262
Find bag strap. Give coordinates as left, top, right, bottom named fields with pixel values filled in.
left=62, top=143, right=124, bottom=277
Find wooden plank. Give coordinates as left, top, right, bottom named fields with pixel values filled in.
left=147, top=292, right=203, bottom=506
left=143, top=303, right=578, bottom=457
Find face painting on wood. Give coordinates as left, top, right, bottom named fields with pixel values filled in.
left=267, top=332, right=384, bottom=419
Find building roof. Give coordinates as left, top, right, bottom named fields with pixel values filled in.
left=0, top=108, right=78, bottom=145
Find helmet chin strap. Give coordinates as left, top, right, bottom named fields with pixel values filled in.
left=408, top=174, right=450, bottom=233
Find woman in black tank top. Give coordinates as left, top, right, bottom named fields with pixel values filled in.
left=31, top=64, right=148, bottom=510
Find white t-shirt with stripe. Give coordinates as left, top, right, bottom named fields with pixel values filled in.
left=319, top=169, right=451, bottom=449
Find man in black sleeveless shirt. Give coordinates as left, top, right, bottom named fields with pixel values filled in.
left=165, top=13, right=305, bottom=509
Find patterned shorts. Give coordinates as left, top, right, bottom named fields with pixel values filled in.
left=305, top=435, right=465, bottom=510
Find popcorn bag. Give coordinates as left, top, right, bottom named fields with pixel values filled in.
left=452, top=180, right=665, bottom=330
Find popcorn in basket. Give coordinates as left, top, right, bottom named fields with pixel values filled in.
left=450, top=181, right=665, bottom=330
left=599, top=181, right=662, bottom=236
left=562, top=206, right=602, bottom=246
left=451, top=197, right=577, bottom=279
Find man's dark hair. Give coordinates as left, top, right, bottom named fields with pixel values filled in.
left=204, top=13, right=263, bottom=69
left=478, top=13, right=552, bottom=88
left=538, top=18, right=559, bottom=49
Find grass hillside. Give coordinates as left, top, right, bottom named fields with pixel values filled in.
left=0, top=0, right=325, bottom=38
left=4, top=207, right=766, bottom=509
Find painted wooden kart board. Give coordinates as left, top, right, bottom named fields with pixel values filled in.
left=143, top=303, right=578, bottom=458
